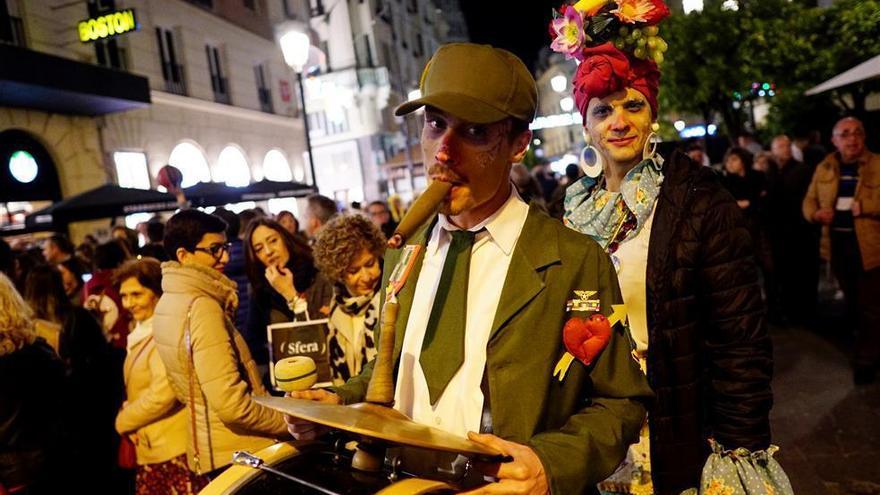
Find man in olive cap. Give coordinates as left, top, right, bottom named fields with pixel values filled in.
left=288, top=43, right=651, bottom=494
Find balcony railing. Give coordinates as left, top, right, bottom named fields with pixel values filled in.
left=258, top=87, right=274, bottom=113
left=162, top=62, right=187, bottom=95
left=211, top=75, right=230, bottom=104
left=1, top=16, right=26, bottom=47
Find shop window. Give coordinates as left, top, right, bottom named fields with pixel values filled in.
left=217, top=145, right=251, bottom=187
left=114, top=151, right=150, bottom=189
left=168, top=141, right=211, bottom=187
left=263, top=149, right=292, bottom=182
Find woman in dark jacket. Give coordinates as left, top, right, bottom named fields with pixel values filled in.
left=24, top=264, right=127, bottom=492
left=557, top=19, right=774, bottom=495
left=243, top=218, right=333, bottom=366
left=0, top=273, right=67, bottom=494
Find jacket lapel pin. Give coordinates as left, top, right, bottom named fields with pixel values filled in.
left=554, top=304, right=627, bottom=382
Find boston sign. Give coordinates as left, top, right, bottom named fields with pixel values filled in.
left=78, top=9, right=138, bottom=43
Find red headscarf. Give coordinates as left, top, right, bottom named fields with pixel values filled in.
left=572, top=43, right=660, bottom=119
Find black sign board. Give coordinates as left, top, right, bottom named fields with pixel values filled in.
left=267, top=319, right=332, bottom=391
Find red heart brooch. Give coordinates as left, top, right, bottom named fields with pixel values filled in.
left=562, top=314, right=612, bottom=366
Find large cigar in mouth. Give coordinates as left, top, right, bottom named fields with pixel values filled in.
left=386, top=180, right=453, bottom=249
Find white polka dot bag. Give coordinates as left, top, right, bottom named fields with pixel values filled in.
left=698, top=439, right=793, bottom=495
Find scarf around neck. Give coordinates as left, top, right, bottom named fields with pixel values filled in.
left=564, top=159, right=663, bottom=252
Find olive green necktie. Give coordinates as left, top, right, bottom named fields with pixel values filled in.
left=420, top=229, right=476, bottom=405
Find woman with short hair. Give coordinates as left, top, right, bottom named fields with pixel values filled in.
left=312, top=214, right=385, bottom=384
left=113, top=258, right=209, bottom=494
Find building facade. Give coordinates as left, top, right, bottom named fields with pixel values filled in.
left=302, top=0, right=468, bottom=204
left=1, top=0, right=310, bottom=240
left=533, top=48, right=582, bottom=172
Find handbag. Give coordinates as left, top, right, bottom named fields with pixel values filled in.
left=699, top=439, right=794, bottom=495
left=116, top=337, right=153, bottom=470
left=117, top=434, right=137, bottom=469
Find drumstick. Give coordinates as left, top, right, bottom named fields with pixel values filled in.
left=232, top=451, right=337, bottom=495
left=365, top=299, right=399, bottom=406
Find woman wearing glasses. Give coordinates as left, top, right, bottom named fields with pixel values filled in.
left=243, top=218, right=333, bottom=366
left=151, top=210, right=288, bottom=477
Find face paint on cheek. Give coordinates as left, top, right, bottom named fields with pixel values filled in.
left=475, top=123, right=509, bottom=169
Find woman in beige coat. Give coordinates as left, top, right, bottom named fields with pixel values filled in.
left=152, top=210, right=288, bottom=476
left=114, top=258, right=208, bottom=494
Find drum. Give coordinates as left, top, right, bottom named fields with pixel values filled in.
left=200, top=438, right=457, bottom=495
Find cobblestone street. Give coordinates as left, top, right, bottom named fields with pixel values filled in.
left=771, top=288, right=880, bottom=494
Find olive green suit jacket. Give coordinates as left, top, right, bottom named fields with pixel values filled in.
left=335, top=206, right=653, bottom=494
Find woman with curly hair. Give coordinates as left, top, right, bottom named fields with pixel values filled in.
left=243, top=218, right=333, bottom=366
left=0, top=272, right=67, bottom=494
left=312, top=214, right=385, bottom=384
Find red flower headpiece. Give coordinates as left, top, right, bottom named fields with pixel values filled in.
left=573, top=42, right=661, bottom=118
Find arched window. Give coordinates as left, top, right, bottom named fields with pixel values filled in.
left=217, top=145, right=251, bottom=187
left=168, top=141, right=211, bottom=187
left=262, top=149, right=292, bottom=182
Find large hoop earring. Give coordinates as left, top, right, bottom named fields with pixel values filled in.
left=580, top=129, right=603, bottom=178
left=580, top=145, right=603, bottom=178
left=643, top=131, right=664, bottom=171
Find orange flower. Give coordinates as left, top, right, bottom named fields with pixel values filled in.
left=610, top=0, right=670, bottom=25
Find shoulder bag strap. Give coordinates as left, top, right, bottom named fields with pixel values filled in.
left=184, top=297, right=211, bottom=474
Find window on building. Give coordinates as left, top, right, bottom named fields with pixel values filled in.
left=310, top=0, right=325, bottom=16
left=156, top=27, right=187, bottom=95
left=114, top=152, right=150, bottom=189
left=406, top=0, right=417, bottom=14
left=413, top=32, right=423, bottom=57
left=243, top=0, right=256, bottom=11
left=263, top=149, right=292, bottom=182
left=282, top=0, right=298, bottom=18
left=183, top=0, right=213, bottom=8
left=254, top=63, right=274, bottom=113
left=168, top=141, right=211, bottom=187
left=206, top=45, right=230, bottom=104
left=1, top=0, right=26, bottom=47
left=95, top=39, right=128, bottom=70
left=217, top=145, right=251, bottom=187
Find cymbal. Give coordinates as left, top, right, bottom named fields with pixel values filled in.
left=256, top=397, right=502, bottom=458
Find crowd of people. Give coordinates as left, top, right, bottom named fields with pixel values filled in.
left=0, top=29, right=877, bottom=495
left=0, top=194, right=402, bottom=494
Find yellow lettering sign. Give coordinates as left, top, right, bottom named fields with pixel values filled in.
left=78, top=9, right=138, bottom=43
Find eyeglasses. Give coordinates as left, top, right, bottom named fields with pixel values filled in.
left=834, top=130, right=865, bottom=139
left=194, top=242, right=232, bottom=258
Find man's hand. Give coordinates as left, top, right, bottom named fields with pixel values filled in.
left=852, top=201, right=862, bottom=217
left=284, top=389, right=341, bottom=441
left=814, top=208, right=835, bottom=225
left=265, top=265, right=296, bottom=301
left=459, top=432, right=550, bottom=495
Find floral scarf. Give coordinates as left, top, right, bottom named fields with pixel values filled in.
left=564, top=159, right=663, bottom=253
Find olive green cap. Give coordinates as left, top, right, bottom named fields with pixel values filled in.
left=394, top=43, right=538, bottom=124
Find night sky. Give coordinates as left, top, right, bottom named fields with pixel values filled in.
left=460, top=0, right=561, bottom=72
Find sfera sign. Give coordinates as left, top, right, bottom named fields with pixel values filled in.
left=78, top=9, right=138, bottom=43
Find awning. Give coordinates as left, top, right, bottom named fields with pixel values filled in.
left=0, top=44, right=151, bottom=116
left=805, top=53, right=880, bottom=96
left=24, top=184, right=178, bottom=229
left=183, top=180, right=315, bottom=207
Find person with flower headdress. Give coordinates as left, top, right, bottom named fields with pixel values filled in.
left=550, top=1, right=789, bottom=494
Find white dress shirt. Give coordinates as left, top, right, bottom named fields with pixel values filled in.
left=393, top=188, right=530, bottom=438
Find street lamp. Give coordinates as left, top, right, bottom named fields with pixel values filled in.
left=277, top=22, right=317, bottom=188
